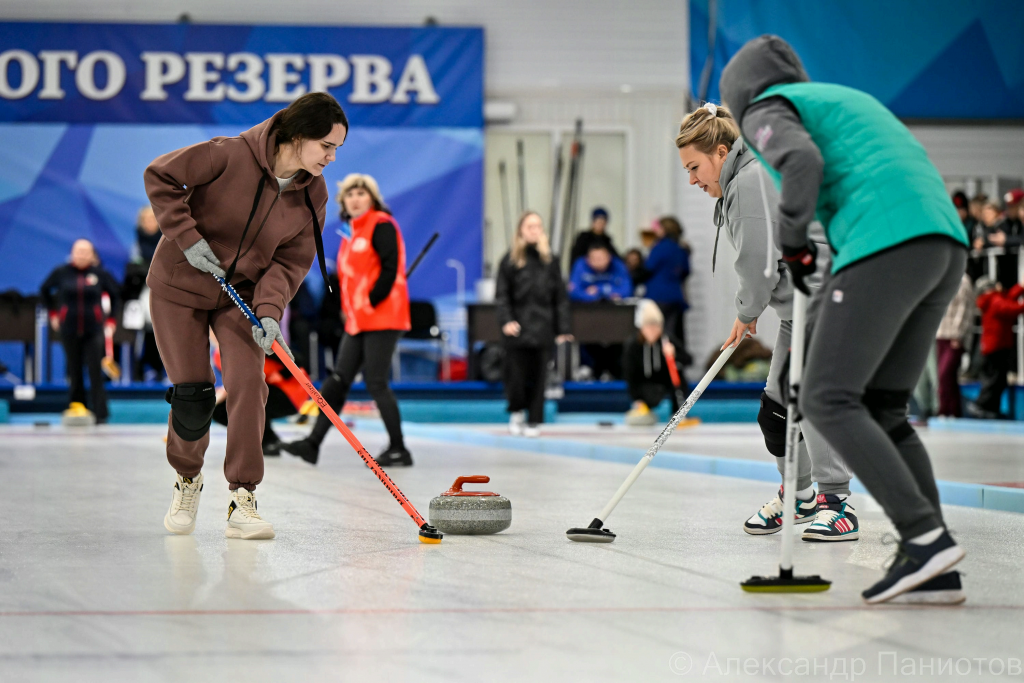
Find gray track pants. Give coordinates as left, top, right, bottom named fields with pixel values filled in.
left=801, top=237, right=967, bottom=539
left=765, top=320, right=853, bottom=496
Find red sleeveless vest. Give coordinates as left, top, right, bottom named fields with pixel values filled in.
left=338, top=209, right=411, bottom=335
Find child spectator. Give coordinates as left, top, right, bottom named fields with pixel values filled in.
left=622, top=301, right=679, bottom=425
left=968, top=276, right=1024, bottom=419
left=935, top=273, right=974, bottom=417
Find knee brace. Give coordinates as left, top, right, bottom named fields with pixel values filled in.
left=757, top=392, right=788, bottom=457
left=862, top=388, right=915, bottom=444
left=165, top=382, right=217, bottom=441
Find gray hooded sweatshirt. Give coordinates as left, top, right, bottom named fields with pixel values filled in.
left=715, top=139, right=829, bottom=324
left=719, top=35, right=825, bottom=251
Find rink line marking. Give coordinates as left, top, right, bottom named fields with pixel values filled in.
left=359, top=422, right=1024, bottom=515
left=2, top=605, right=1021, bottom=618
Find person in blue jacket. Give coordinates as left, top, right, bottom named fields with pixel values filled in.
left=568, top=244, right=633, bottom=303
left=568, top=244, right=632, bottom=379
left=644, top=217, right=691, bottom=364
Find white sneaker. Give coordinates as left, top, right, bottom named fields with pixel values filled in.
left=742, top=487, right=817, bottom=535
left=225, top=488, right=275, bottom=540
left=523, top=424, right=540, bottom=438
left=164, top=473, right=203, bottom=535
left=509, top=410, right=525, bottom=436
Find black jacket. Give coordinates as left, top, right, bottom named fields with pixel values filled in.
left=569, top=230, right=618, bottom=266
left=40, top=263, right=121, bottom=337
left=623, top=334, right=674, bottom=394
left=495, top=247, right=570, bottom=348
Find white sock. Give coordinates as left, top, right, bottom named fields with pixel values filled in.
left=796, top=485, right=815, bottom=501
left=908, top=527, right=944, bottom=546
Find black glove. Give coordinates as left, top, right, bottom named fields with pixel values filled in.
left=781, top=241, right=818, bottom=296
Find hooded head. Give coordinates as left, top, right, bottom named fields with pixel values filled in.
left=719, top=35, right=810, bottom=126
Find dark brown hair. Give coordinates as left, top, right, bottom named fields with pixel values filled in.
left=274, top=92, right=348, bottom=146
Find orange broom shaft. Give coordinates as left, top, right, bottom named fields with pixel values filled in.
left=269, top=339, right=428, bottom=528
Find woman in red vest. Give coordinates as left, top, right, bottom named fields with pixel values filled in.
left=284, top=173, right=412, bottom=466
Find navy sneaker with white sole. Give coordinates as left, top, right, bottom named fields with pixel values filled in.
left=862, top=530, right=965, bottom=604
left=802, top=494, right=859, bottom=542
left=889, top=571, right=965, bottom=605
left=743, top=487, right=817, bottom=535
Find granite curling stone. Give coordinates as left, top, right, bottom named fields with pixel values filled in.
left=428, top=476, right=512, bottom=535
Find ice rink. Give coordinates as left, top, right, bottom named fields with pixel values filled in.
left=2, top=421, right=1023, bottom=682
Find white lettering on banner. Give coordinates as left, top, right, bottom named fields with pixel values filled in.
left=76, top=51, right=126, bottom=100
left=0, top=50, right=440, bottom=105
left=184, top=53, right=226, bottom=101
left=38, top=51, right=78, bottom=99
left=391, top=54, right=440, bottom=104
left=140, top=52, right=186, bottom=101
left=308, top=54, right=350, bottom=92
left=349, top=55, right=393, bottom=103
left=265, top=54, right=306, bottom=102
left=226, top=53, right=265, bottom=102
left=0, top=50, right=40, bottom=99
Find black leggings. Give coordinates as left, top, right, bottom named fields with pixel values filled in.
left=504, top=346, right=549, bottom=424
left=61, top=330, right=108, bottom=421
left=213, top=385, right=296, bottom=446
left=308, top=330, right=404, bottom=449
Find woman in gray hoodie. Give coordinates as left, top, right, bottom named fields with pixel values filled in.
left=675, top=103, right=855, bottom=542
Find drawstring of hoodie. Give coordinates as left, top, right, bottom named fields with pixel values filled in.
left=756, top=163, right=778, bottom=280
left=223, top=173, right=333, bottom=295
left=642, top=342, right=661, bottom=378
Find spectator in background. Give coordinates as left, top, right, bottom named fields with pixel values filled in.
left=568, top=244, right=631, bottom=379
left=130, top=206, right=162, bottom=266
left=40, top=239, right=120, bottom=423
left=570, top=207, right=618, bottom=265
left=568, top=244, right=632, bottom=303
left=497, top=211, right=572, bottom=437
left=623, top=248, right=649, bottom=295
left=622, top=300, right=679, bottom=425
left=123, top=206, right=165, bottom=381
left=952, top=191, right=974, bottom=234
left=975, top=200, right=1021, bottom=289
left=935, top=272, right=974, bottom=417
left=644, top=216, right=691, bottom=365
left=968, top=276, right=1024, bottom=419
left=1004, top=188, right=1024, bottom=233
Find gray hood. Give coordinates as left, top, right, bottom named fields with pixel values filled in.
left=719, top=35, right=810, bottom=125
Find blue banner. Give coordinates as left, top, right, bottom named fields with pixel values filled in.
left=691, top=0, right=1024, bottom=119
left=0, top=23, right=484, bottom=299
left=0, top=23, right=483, bottom=126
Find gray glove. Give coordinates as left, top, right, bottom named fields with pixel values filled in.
left=182, top=238, right=226, bottom=278
left=252, top=317, right=294, bottom=360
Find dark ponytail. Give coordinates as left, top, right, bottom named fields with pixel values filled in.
left=274, top=92, right=348, bottom=146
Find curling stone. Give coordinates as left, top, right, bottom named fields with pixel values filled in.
left=624, top=402, right=656, bottom=426
left=61, top=402, right=96, bottom=427
left=428, top=476, right=511, bottom=535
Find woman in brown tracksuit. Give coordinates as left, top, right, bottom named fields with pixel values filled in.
left=145, top=92, right=347, bottom=540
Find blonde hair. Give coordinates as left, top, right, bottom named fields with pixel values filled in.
left=675, top=102, right=740, bottom=154
left=510, top=211, right=551, bottom=268
left=337, top=173, right=388, bottom=220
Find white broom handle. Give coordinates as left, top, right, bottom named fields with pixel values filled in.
left=779, top=289, right=807, bottom=573
left=596, top=342, right=738, bottom=523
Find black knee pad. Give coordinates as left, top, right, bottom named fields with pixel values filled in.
left=862, top=388, right=915, bottom=444
left=757, top=392, right=788, bottom=457
left=165, top=382, right=217, bottom=441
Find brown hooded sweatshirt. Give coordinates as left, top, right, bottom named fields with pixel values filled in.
left=144, top=113, right=329, bottom=321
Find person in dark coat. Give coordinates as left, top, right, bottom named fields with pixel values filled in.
left=496, top=211, right=573, bottom=436
left=569, top=207, right=618, bottom=265
left=123, top=206, right=165, bottom=381
left=40, top=239, right=121, bottom=422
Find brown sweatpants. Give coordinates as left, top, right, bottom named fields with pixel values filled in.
left=151, top=291, right=268, bottom=491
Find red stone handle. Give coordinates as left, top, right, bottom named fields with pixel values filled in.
left=443, top=475, right=497, bottom=496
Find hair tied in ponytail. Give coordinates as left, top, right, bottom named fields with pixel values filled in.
left=703, top=102, right=718, bottom=117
